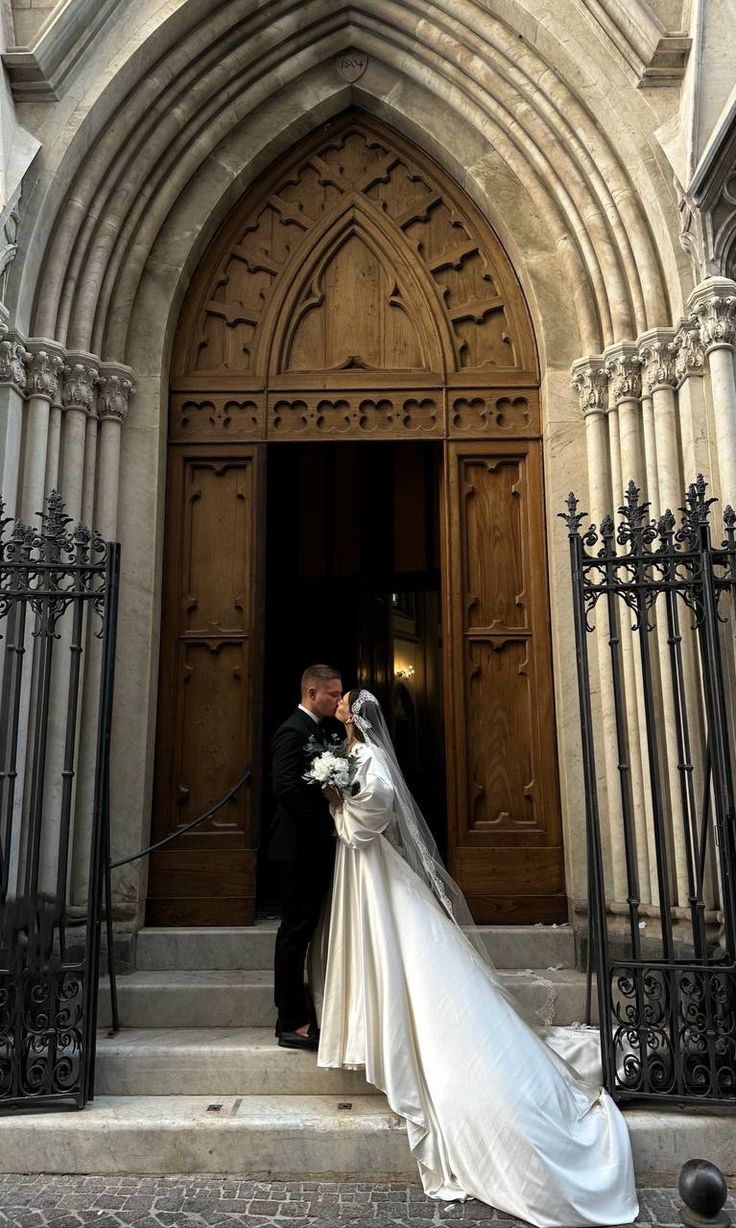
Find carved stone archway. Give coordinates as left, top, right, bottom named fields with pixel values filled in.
left=147, top=112, right=564, bottom=926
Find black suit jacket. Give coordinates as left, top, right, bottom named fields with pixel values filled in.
left=267, top=708, right=337, bottom=863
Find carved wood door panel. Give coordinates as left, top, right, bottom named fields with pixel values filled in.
left=443, top=440, right=566, bottom=922
left=148, top=444, right=265, bottom=925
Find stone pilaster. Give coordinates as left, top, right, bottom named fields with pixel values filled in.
left=571, top=355, right=610, bottom=518
left=97, top=363, right=136, bottom=538
left=688, top=277, right=736, bottom=504
left=25, top=340, right=65, bottom=404
left=689, top=277, right=736, bottom=353
left=673, top=318, right=708, bottom=482
left=637, top=328, right=680, bottom=511
left=62, top=351, right=100, bottom=417
left=60, top=352, right=100, bottom=522
left=0, top=333, right=29, bottom=392
left=603, top=342, right=642, bottom=406
left=603, top=342, right=643, bottom=495
left=672, top=317, right=706, bottom=387
left=638, top=328, right=677, bottom=396
left=98, top=365, right=136, bottom=424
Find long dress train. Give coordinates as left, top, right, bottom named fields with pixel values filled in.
left=315, top=743, right=638, bottom=1228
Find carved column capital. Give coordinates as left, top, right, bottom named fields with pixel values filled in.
left=25, top=339, right=66, bottom=404
left=98, top=364, right=136, bottom=424
left=0, top=333, right=30, bottom=391
left=62, top=351, right=100, bottom=415
left=637, top=328, right=677, bottom=394
left=671, top=317, right=705, bottom=385
left=688, top=276, right=736, bottom=353
left=603, top=342, right=641, bottom=406
left=570, top=355, right=607, bottom=415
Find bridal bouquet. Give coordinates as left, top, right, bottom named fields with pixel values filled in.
left=303, top=735, right=360, bottom=797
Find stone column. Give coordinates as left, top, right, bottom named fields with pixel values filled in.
left=571, top=357, right=625, bottom=900
left=604, top=343, right=646, bottom=493
left=672, top=318, right=707, bottom=483
left=5, top=343, right=66, bottom=892
left=96, top=366, right=136, bottom=536
left=71, top=364, right=136, bottom=905
left=638, top=330, right=693, bottom=911
left=602, top=342, right=654, bottom=904
left=0, top=337, right=30, bottom=893
left=0, top=335, right=29, bottom=516
left=60, top=353, right=99, bottom=520
left=21, top=342, right=65, bottom=522
left=688, top=280, right=736, bottom=930
left=688, top=277, right=736, bottom=504
left=37, top=354, right=100, bottom=896
left=638, top=329, right=681, bottom=514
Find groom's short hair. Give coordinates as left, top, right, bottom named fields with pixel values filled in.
left=301, top=664, right=341, bottom=695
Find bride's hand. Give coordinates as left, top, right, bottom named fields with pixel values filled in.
left=322, top=785, right=343, bottom=807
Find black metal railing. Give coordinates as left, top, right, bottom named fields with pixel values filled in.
left=0, top=492, right=119, bottom=1112
left=104, top=765, right=251, bottom=1035
left=562, top=475, right=736, bottom=1107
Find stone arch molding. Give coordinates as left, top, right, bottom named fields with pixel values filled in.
left=8, top=0, right=688, bottom=371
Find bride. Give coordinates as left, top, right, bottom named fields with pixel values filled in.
left=312, top=688, right=638, bottom=1228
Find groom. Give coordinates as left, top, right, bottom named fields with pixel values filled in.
left=269, top=664, right=343, bottom=1050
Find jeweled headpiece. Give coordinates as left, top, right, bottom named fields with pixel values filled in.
left=351, top=689, right=375, bottom=734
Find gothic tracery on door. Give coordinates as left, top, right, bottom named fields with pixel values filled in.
left=149, top=112, right=565, bottom=926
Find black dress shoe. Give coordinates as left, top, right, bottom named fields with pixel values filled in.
left=278, top=1027, right=319, bottom=1051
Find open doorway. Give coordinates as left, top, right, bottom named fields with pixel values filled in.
left=258, top=440, right=447, bottom=908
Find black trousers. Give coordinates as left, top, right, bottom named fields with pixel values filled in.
left=273, top=853, right=334, bottom=1032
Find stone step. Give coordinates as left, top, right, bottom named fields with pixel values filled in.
left=95, top=1025, right=605, bottom=1097
left=95, top=1027, right=379, bottom=1096
left=135, top=923, right=576, bottom=971
left=0, top=1093, right=732, bottom=1182
left=98, top=968, right=594, bottom=1030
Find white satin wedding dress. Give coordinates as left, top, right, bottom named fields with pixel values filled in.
left=316, top=743, right=638, bottom=1228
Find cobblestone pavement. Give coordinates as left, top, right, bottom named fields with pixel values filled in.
left=0, top=1178, right=732, bottom=1228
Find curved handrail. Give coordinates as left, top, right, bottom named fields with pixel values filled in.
left=108, top=766, right=252, bottom=869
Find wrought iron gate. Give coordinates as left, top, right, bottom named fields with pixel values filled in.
left=0, top=492, right=119, bottom=1111
left=563, top=476, right=736, bottom=1107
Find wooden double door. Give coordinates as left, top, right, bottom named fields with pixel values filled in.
left=147, top=113, right=566, bottom=926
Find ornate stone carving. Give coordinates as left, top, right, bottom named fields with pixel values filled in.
left=688, top=277, right=736, bottom=352
left=0, top=207, right=19, bottom=332
left=671, top=318, right=705, bottom=384
left=637, top=329, right=677, bottom=394
left=25, top=342, right=65, bottom=403
left=62, top=353, right=100, bottom=415
left=603, top=344, right=642, bottom=406
left=570, top=356, right=607, bottom=414
left=98, top=366, right=137, bottom=423
left=0, top=335, right=30, bottom=389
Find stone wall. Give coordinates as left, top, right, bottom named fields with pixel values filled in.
left=0, top=0, right=734, bottom=935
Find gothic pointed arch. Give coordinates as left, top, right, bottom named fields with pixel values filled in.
left=152, top=111, right=564, bottom=926
left=170, top=111, right=539, bottom=442
left=262, top=201, right=453, bottom=379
